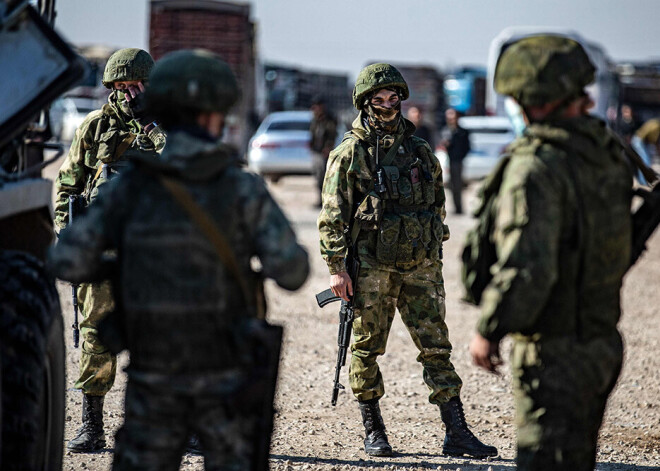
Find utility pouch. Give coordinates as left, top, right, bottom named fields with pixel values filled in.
left=354, top=193, right=383, bottom=230
left=418, top=211, right=434, bottom=259
left=382, top=166, right=400, bottom=199
left=376, top=213, right=400, bottom=265
left=96, top=130, right=120, bottom=163
left=396, top=213, right=423, bottom=265
left=410, top=165, right=424, bottom=204
left=398, top=175, right=413, bottom=206
left=428, top=213, right=445, bottom=260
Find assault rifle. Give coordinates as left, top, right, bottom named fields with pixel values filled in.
left=68, top=194, right=84, bottom=348
left=631, top=183, right=660, bottom=267
left=315, top=254, right=359, bottom=406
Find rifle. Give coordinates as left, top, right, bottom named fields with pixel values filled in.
left=316, top=250, right=360, bottom=406
left=631, top=183, right=660, bottom=267
left=68, top=194, right=84, bottom=348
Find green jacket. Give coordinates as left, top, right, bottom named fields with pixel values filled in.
left=477, top=116, right=632, bottom=342
left=54, top=96, right=166, bottom=229
left=49, top=130, right=309, bottom=374
left=318, top=112, right=449, bottom=274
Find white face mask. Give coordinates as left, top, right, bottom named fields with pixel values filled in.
left=505, top=97, right=527, bottom=137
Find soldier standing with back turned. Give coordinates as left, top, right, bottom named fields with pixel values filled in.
left=469, top=36, right=634, bottom=470
left=50, top=49, right=309, bottom=470
left=54, top=48, right=165, bottom=452
left=318, top=63, right=497, bottom=458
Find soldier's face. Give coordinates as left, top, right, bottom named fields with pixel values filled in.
left=370, top=89, right=400, bottom=109
left=114, top=80, right=142, bottom=90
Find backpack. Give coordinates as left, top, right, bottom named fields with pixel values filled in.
left=461, top=153, right=511, bottom=305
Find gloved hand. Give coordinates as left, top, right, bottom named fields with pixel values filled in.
left=125, top=83, right=158, bottom=132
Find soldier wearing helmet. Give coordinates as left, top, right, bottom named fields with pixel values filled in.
left=53, top=47, right=166, bottom=453
left=469, top=36, right=635, bottom=470
left=318, top=63, right=497, bottom=458
left=49, top=49, right=309, bottom=469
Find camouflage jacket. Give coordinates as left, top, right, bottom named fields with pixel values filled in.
left=54, top=95, right=166, bottom=229
left=477, top=116, right=632, bottom=342
left=50, top=130, right=309, bottom=374
left=318, top=112, right=449, bottom=275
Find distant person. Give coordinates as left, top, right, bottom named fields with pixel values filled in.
left=319, top=63, right=496, bottom=459
left=50, top=49, right=309, bottom=470
left=469, top=36, right=634, bottom=471
left=439, top=108, right=470, bottom=214
left=617, top=104, right=639, bottom=143
left=54, top=47, right=165, bottom=453
left=310, top=95, right=338, bottom=207
left=631, top=117, right=660, bottom=184
left=407, top=106, right=435, bottom=150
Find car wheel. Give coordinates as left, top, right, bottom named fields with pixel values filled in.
left=0, top=250, right=65, bottom=470
left=268, top=174, right=282, bottom=184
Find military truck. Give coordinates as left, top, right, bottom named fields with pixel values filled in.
left=0, top=0, right=86, bottom=468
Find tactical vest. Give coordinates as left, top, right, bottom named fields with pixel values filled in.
left=84, top=104, right=160, bottom=202
left=353, top=135, right=444, bottom=270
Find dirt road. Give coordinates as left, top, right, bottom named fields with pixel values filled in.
left=54, top=174, right=660, bottom=470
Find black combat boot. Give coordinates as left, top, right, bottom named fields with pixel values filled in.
left=67, top=394, right=106, bottom=452
left=185, top=434, right=203, bottom=455
left=358, top=399, right=393, bottom=457
left=440, top=396, right=498, bottom=458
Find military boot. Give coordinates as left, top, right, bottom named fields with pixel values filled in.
left=440, top=396, right=497, bottom=458
left=358, top=399, right=393, bottom=457
left=67, top=394, right=106, bottom=452
left=185, top=434, right=203, bottom=455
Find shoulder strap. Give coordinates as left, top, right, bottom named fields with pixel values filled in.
left=158, top=175, right=265, bottom=319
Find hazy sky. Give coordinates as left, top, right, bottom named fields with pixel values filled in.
left=56, top=0, right=660, bottom=80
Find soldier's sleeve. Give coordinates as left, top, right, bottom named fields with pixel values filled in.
left=476, top=154, right=564, bottom=341
left=243, top=173, right=309, bottom=291
left=49, top=173, right=128, bottom=283
left=54, top=114, right=98, bottom=229
left=317, top=140, right=361, bottom=274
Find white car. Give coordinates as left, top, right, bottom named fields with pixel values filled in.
left=247, top=111, right=315, bottom=182
left=437, top=116, right=515, bottom=183
left=50, top=96, right=99, bottom=142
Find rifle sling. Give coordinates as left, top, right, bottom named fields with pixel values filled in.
left=158, top=175, right=264, bottom=319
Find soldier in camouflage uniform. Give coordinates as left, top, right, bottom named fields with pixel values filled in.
left=469, top=36, right=633, bottom=470
left=318, top=63, right=496, bottom=458
left=54, top=47, right=165, bottom=452
left=50, top=49, right=309, bottom=470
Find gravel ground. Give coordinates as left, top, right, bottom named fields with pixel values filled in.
left=52, top=173, right=660, bottom=471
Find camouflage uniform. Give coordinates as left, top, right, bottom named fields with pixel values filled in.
left=50, top=49, right=309, bottom=470
left=319, top=63, right=496, bottom=459
left=55, top=98, right=165, bottom=395
left=476, top=36, right=633, bottom=470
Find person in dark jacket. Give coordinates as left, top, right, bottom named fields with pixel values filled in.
left=439, top=108, right=470, bottom=214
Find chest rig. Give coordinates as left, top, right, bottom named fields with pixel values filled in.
left=354, top=135, right=445, bottom=270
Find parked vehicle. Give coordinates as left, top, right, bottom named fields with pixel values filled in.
left=437, top=116, right=514, bottom=183
left=50, top=96, right=98, bottom=142
left=248, top=111, right=344, bottom=182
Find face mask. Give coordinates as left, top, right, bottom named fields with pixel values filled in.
left=505, top=97, right=527, bottom=137
left=111, top=90, right=133, bottom=117
left=366, top=102, right=401, bottom=134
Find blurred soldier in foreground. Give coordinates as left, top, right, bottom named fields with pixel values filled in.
left=54, top=47, right=165, bottom=452
left=50, top=49, right=309, bottom=469
left=469, top=36, right=633, bottom=470
left=318, top=63, right=497, bottom=458
left=310, top=95, right=338, bottom=207
left=439, top=108, right=470, bottom=214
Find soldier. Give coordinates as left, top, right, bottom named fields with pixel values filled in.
left=54, top=47, right=165, bottom=452
left=310, top=95, right=338, bottom=207
left=318, top=63, right=497, bottom=458
left=469, top=36, right=633, bottom=470
left=49, top=49, right=309, bottom=470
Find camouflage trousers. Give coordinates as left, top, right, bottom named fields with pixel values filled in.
left=75, top=280, right=117, bottom=395
left=512, top=332, right=623, bottom=471
left=112, top=371, right=263, bottom=471
left=349, top=261, right=462, bottom=404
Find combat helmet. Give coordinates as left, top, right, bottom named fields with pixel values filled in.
left=494, top=35, right=595, bottom=107
left=352, top=63, right=409, bottom=110
left=144, top=49, right=240, bottom=114
left=102, top=48, right=155, bottom=88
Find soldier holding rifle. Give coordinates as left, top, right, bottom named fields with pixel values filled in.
left=317, top=63, right=496, bottom=459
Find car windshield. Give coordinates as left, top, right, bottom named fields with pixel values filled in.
left=267, top=120, right=310, bottom=132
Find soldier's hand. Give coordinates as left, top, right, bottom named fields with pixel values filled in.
left=330, top=271, right=353, bottom=302
left=469, top=333, right=502, bottom=375
left=125, top=83, right=149, bottom=121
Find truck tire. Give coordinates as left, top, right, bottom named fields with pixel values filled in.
left=0, top=250, right=65, bottom=470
